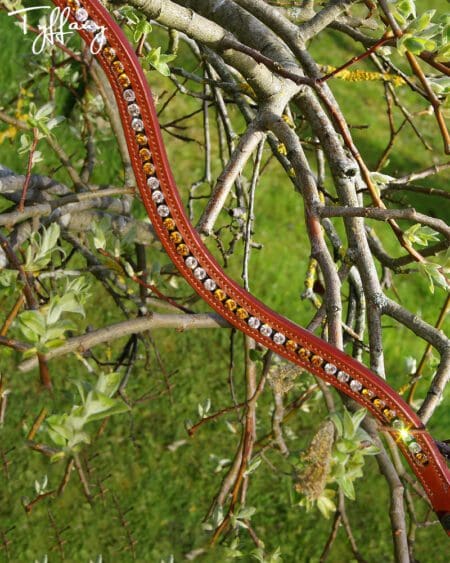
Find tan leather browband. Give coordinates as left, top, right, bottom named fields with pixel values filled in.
left=50, top=0, right=450, bottom=535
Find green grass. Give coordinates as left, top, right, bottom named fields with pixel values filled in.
left=0, top=3, right=449, bottom=562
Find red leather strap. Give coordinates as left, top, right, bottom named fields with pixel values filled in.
left=51, top=0, right=450, bottom=534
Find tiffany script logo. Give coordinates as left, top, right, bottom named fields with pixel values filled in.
left=8, top=6, right=106, bottom=55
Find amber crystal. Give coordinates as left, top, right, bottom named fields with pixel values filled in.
left=311, top=355, right=323, bottom=367
left=136, top=134, right=148, bottom=146
left=415, top=452, right=428, bottom=465
left=372, top=398, right=385, bottom=410
left=236, top=308, right=249, bottom=320
left=163, top=218, right=176, bottom=231
left=118, top=73, right=131, bottom=88
left=143, top=162, right=156, bottom=175
left=112, top=61, right=125, bottom=74
left=225, top=299, right=237, bottom=311
left=103, top=46, right=116, bottom=62
left=286, top=340, right=298, bottom=352
left=170, top=231, right=183, bottom=244
left=361, top=388, right=375, bottom=399
left=68, top=0, right=80, bottom=8
left=139, top=148, right=151, bottom=162
left=214, top=289, right=227, bottom=301
left=298, top=348, right=311, bottom=360
left=176, top=244, right=189, bottom=257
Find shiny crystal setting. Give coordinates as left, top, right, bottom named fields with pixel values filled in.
left=123, top=89, right=136, bottom=102
left=248, top=317, right=260, bottom=329
left=260, top=324, right=272, bottom=337
left=349, top=379, right=362, bottom=392
left=194, top=267, right=207, bottom=280
left=147, top=177, right=160, bottom=190
left=128, top=103, right=141, bottom=117
left=185, top=256, right=198, bottom=269
left=75, top=8, right=88, bottom=22
left=152, top=190, right=164, bottom=203
left=337, top=371, right=350, bottom=383
left=273, top=333, right=286, bottom=345
left=157, top=205, right=170, bottom=217
left=324, top=363, right=337, bottom=375
left=204, top=279, right=217, bottom=291
left=131, top=118, right=144, bottom=132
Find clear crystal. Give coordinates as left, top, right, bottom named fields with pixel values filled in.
left=194, top=267, right=206, bottom=280
left=128, top=103, right=140, bottom=117
left=93, top=32, right=107, bottom=48
left=350, top=379, right=362, bottom=392
left=123, top=89, right=136, bottom=102
left=83, top=20, right=98, bottom=33
left=337, top=371, right=350, bottom=383
left=204, top=279, right=216, bottom=291
left=157, top=205, right=169, bottom=217
left=392, top=419, right=404, bottom=430
left=75, top=8, right=88, bottom=22
left=273, top=333, right=285, bottom=345
left=152, top=190, right=164, bottom=204
left=248, top=317, right=260, bottom=329
left=408, top=441, right=421, bottom=454
left=131, top=118, right=144, bottom=132
left=260, top=324, right=272, bottom=337
left=147, top=177, right=160, bottom=190
left=185, top=256, right=198, bottom=269
left=324, top=363, right=337, bottom=375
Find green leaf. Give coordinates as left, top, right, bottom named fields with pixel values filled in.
left=18, top=310, right=46, bottom=342
left=95, top=372, right=122, bottom=397
left=338, top=475, right=356, bottom=500
left=405, top=224, right=440, bottom=247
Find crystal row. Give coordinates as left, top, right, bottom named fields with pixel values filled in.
left=65, top=0, right=428, bottom=469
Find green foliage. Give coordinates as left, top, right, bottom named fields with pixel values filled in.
left=45, top=371, right=129, bottom=457
left=143, top=47, right=177, bottom=77
left=17, top=277, right=90, bottom=353
left=23, top=223, right=63, bottom=273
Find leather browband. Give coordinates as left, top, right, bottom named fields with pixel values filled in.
left=48, top=0, right=450, bottom=535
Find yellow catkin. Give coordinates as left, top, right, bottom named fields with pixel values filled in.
left=323, top=66, right=406, bottom=87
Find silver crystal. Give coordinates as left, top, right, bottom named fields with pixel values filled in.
left=408, top=441, right=421, bottom=454
left=131, top=118, right=144, bottom=132
left=152, top=190, right=164, bottom=204
left=147, top=177, right=160, bottom=190
left=128, top=103, right=140, bottom=117
left=324, top=363, right=337, bottom=375
left=83, top=20, right=98, bottom=33
left=157, top=205, right=169, bottom=217
left=350, top=379, right=362, bottom=392
left=273, top=333, right=285, bottom=345
left=185, top=256, right=198, bottom=269
left=204, top=279, right=216, bottom=291
left=194, top=267, right=206, bottom=280
left=123, top=89, right=136, bottom=102
left=248, top=317, right=260, bottom=329
left=260, top=324, right=272, bottom=337
left=75, top=8, right=88, bottom=22
left=337, top=371, right=350, bottom=383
